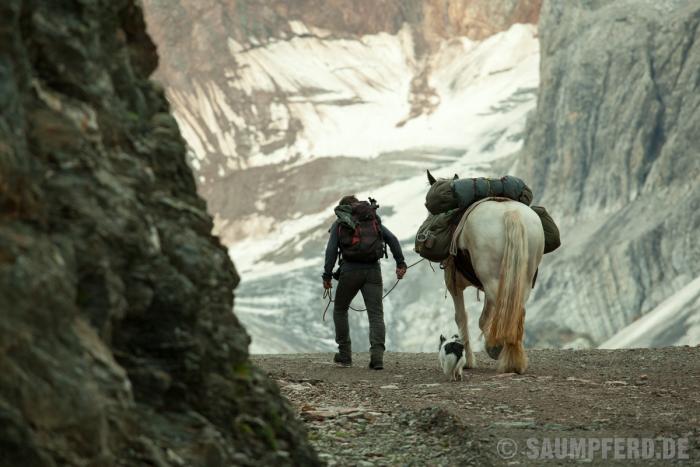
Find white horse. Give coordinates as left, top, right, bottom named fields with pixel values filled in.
left=428, top=171, right=544, bottom=374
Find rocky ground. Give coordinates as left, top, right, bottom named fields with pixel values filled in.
left=254, top=348, right=700, bottom=466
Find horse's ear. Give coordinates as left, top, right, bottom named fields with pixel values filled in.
left=453, top=173, right=459, bottom=180
left=440, top=334, right=445, bottom=342
left=427, top=170, right=436, bottom=186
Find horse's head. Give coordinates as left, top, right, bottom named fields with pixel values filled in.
left=426, top=170, right=459, bottom=185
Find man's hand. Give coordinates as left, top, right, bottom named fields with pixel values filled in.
left=396, top=266, right=407, bottom=280
left=323, top=279, right=333, bottom=290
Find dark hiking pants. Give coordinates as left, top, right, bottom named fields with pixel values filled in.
left=333, top=268, right=385, bottom=361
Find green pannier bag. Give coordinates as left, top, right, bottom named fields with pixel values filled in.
left=425, top=179, right=458, bottom=215
left=414, top=209, right=458, bottom=262
left=531, top=205, right=561, bottom=254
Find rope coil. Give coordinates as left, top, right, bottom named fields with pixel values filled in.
left=322, top=258, right=427, bottom=321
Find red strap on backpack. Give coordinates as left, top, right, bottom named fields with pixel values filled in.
left=351, top=226, right=361, bottom=245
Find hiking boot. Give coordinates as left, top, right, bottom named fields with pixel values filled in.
left=333, top=353, right=352, bottom=367
left=368, top=357, right=383, bottom=370
left=368, top=361, right=383, bottom=370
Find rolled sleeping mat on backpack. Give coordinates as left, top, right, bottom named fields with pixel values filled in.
left=499, top=175, right=533, bottom=205
left=451, top=175, right=533, bottom=209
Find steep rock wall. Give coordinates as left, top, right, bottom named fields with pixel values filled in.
left=519, top=0, right=700, bottom=346
left=0, top=0, right=318, bottom=465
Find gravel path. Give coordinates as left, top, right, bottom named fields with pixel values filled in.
left=253, top=348, right=700, bottom=466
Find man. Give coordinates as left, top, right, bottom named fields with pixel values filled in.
left=323, top=195, right=407, bottom=370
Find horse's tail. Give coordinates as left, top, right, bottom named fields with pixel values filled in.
left=486, top=210, right=529, bottom=348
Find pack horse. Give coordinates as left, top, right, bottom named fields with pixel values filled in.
left=428, top=172, right=544, bottom=374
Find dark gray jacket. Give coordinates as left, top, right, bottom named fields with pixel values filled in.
left=323, top=221, right=406, bottom=281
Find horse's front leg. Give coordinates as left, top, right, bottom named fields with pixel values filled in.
left=445, top=268, right=475, bottom=369
left=450, top=289, right=476, bottom=368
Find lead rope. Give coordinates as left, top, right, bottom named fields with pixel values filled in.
left=322, top=258, right=427, bottom=321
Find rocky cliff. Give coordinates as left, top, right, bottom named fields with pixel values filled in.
left=0, top=0, right=317, bottom=465
left=519, top=0, right=700, bottom=347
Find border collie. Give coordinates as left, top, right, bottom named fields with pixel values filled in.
left=439, top=334, right=466, bottom=381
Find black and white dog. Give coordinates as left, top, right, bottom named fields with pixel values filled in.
left=438, top=334, right=467, bottom=381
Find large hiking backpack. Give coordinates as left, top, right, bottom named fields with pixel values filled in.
left=336, top=201, right=385, bottom=263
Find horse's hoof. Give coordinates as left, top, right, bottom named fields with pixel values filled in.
left=486, top=345, right=502, bottom=360
left=464, top=352, right=476, bottom=369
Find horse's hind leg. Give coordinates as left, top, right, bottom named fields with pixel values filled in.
left=499, top=334, right=527, bottom=374
left=482, top=279, right=527, bottom=373
left=479, top=283, right=502, bottom=360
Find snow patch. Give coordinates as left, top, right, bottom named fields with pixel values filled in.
left=600, top=275, right=700, bottom=348
left=174, top=23, right=538, bottom=172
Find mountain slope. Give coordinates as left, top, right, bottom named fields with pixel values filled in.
left=217, top=24, right=540, bottom=354
left=144, top=0, right=541, bottom=174
left=144, top=0, right=698, bottom=353
left=600, top=275, right=700, bottom=349
left=518, top=0, right=700, bottom=348
left=144, top=0, right=542, bottom=353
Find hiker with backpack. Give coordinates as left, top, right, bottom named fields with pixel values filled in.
left=323, top=195, right=407, bottom=370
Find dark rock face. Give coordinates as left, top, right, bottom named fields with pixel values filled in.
left=0, top=1, right=318, bottom=465
left=519, top=0, right=700, bottom=345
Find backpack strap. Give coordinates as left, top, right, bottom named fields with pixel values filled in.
left=376, top=220, right=387, bottom=258
left=337, top=224, right=343, bottom=260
